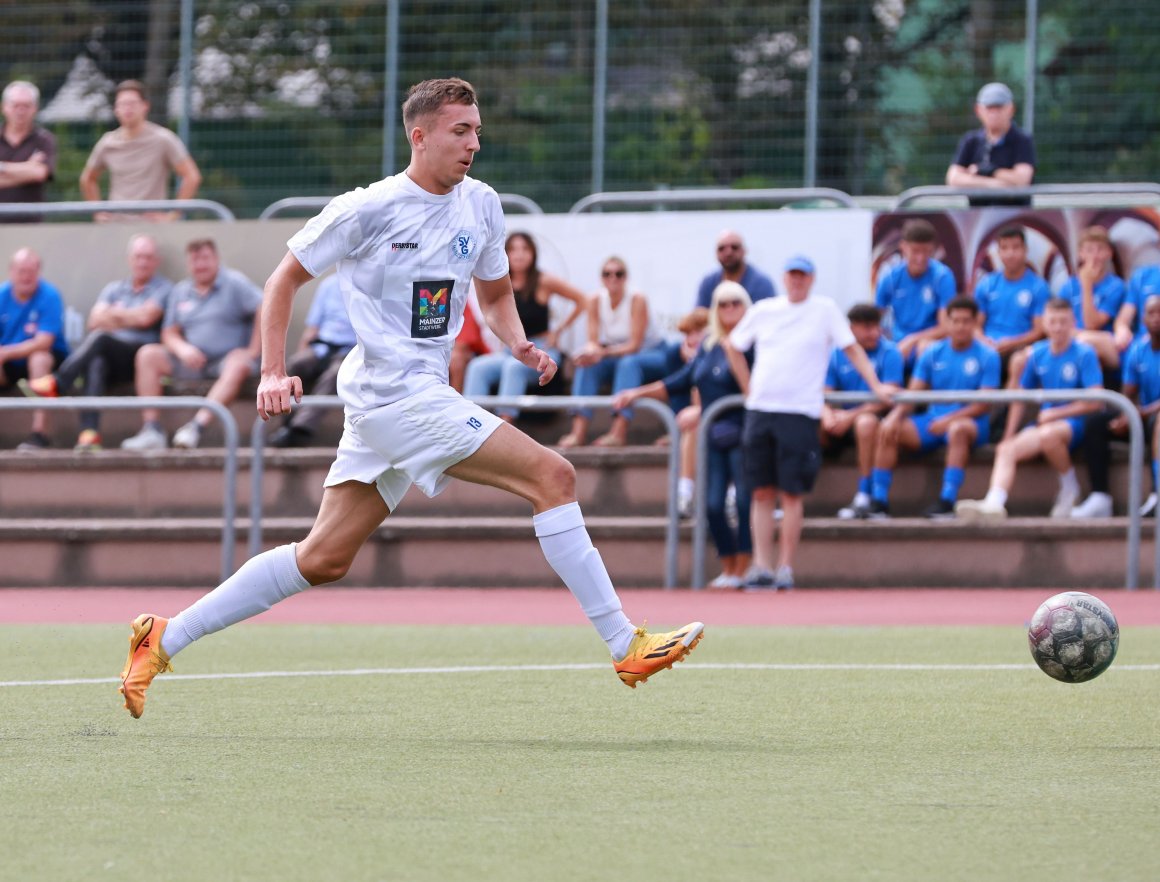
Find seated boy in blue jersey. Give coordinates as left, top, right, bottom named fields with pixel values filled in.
left=1111, top=261, right=1160, bottom=353
left=875, top=218, right=957, bottom=370
left=1057, top=225, right=1126, bottom=372
left=1075, top=294, right=1160, bottom=518
left=867, top=297, right=999, bottom=519
left=0, top=247, right=70, bottom=450
left=957, top=297, right=1104, bottom=521
left=821, top=304, right=904, bottom=519
left=975, top=226, right=1048, bottom=377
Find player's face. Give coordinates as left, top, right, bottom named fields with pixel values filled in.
left=900, top=240, right=934, bottom=276
left=187, top=245, right=220, bottom=288
left=997, top=236, right=1027, bottom=274
left=716, top=237, right=745, bottom=272
left=1143, top=297, right=1160, bottom=338
left=1079, top=241, right=1112, bottom=270
left=414, top=101, right=482, bottom=193
left=1043, top=306, right=1074, bottom=343
left=128, top=239, right=160, bottom=284
left=113, top=91, right=148, bottom=128
left=946, top=308, right=975, bottom=346
left=850, top=321, right=880, bottom=351
left=8, top=254, right=40, bottom=298
left=506, top=236, right=534, bottom=274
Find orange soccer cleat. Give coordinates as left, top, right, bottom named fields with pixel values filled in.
left=119, top=614, right=173, bottom=718
left=16, top=375, right=59, bottom=398
left=612, top=621, right=704, bottom=688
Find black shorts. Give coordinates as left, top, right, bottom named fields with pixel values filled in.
left=742, top=411, right=822, bottom=496
left=1, top=351, right=65, bottom=385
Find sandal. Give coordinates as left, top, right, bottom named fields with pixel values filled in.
left=556, top=432, right=585, bottom=449
left=593, top=433, right=627, bottom=448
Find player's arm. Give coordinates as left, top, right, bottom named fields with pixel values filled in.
left=109, top=300, right=165, bottom=331
left=992, top=163, right=1034, bottom=187
left=1038, top=385, right=1104, bottom=423
left=475, top=273, right=556, bottom=386
left=0, top=330, right=53, bottom=364
left=256, top=251, right=313, bottom=418
left=1113, top=301, right=1137, bottom=351
left=173, top=155, right=202, bottom=201
left=841, top=342, right=893, bottom=405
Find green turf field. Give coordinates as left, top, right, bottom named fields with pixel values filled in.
left=2, top=624, right=1158, bottom=882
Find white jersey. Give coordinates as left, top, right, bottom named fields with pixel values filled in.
left=288, top=172, right=509, bottom=412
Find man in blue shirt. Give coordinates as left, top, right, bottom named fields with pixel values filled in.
left=0, top=247, right=69, bottom=449
left=1057, top=225, right=1125, bottom=370
left=974, top=226, right=1048, bottom=362
left=694, top=230, right=776, bottom=309
left=945, top=82, right=1036, bottom=207
left=821, top=303, right=905, bottom=518
left=867, top=297, right=999, bottom=519
left=1111, top=262, right=1160, bottom=351
left=874, top=218, right=958, bottom=368
left=957, top=297, right=1104, bottom=521
left=269, top=273, right=356, bottom=447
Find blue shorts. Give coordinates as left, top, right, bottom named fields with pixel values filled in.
left=912, top=412, right=989, bottom=453
left=1061, top=415, right=1085, bottom=450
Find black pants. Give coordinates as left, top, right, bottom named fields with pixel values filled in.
left=284, top=344, right=351, bottom=431
left=55, top=332, right=143, bottom=432
left=1083, top=407, right=1156, bottom=495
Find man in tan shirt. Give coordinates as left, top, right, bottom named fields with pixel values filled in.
left=80, top=79, right=202, bottom=222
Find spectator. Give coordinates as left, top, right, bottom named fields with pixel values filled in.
left=694, top=230, right=776, bottom=309
left=1073, top=293, right=1160, bottom=519
left=1112, top=261, right=1160, bottom=351
left=724, top=255, right=891, bottom=590
left=945, top=82, right=1036, bottom=207
left=822, top=303, right=904, bottom=519
left=875, top=218, right=958, bottom=367
left=1058, top=225, right=1126, bottom=370
left=0, top=81, right=56, bottom=223
left=614, top=281, right=753, bottom=588
left=557, top=256, right=667, bottom=448
left=670, top=307, right=711, bottom=517
left=79, top=79, right=202, bottom=222
left=448, top=285, right=492, bottom=393
left=956, top=297, right=1103, bottom=521
left=867, top=297, right=999, bottom=520
left=268, top=274, right=355, bottom=448
left=17, top=234, right=172, bottom=451
left=120, top=238, right=262, bottom=450
left=0, top=248, right=69, bottom=449
left=463, top=232, right=586, bottom=422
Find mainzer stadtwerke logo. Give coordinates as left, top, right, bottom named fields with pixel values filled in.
left=410, top=279, right=453, bottom=339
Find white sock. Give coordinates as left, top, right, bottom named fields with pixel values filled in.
left=678, top=477, right=694, bottom=503
left=984, top=487, right=1008, bottom=508
left=1060, top=468, right=1079, bottom=493
left=161, top=543, right=311, bottom=658
left=534, top=502, right=636, bottom=659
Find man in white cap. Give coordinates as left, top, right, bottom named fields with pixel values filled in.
left=945, top=82, right=1036, bottom=206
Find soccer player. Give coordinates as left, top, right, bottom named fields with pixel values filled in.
left=118, top=78, right=703, bottom=718
left=1058, top=225, right=1126, bottom=369
left=866, top=297, right=1000, bottom=519
left=956, top=297, right=1103, bottom=521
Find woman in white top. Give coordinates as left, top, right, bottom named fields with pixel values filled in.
left=558, top=256, right=669, bottom=447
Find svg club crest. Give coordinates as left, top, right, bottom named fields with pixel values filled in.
left=449, top=229, right=477, bottom=262
left=1062, top=362, right=1078, bottom=382
left=963, top=357, right=979, bottom=376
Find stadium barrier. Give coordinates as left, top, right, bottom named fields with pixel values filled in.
left=257, top=192, right=545, bottom=220
left=0, top=199, right=237, bottom=221
left=0, top=395, right=240, bottom=581
left=893, top=182, right=1160, bottom=209
left=247, top=394, right=681, bottom=588
left=568, top=187, right=859, bottom=213
left=693, top=388, right=1151, bottom=591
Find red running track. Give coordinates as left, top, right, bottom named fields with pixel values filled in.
left=2, top=588, right=1160, bottom=627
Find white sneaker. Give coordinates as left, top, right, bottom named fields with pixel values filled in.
left=773, top=565, right=794, bottom=589
left=1141, top=492, right=1158, bottom=518
left=172, top=420, right=201, bottom=450
left=677, top=494, right=694, bottom=519
left=1050, top=482, right=1080, bottom=519
left=120, top=425, right=167, bottom=451
left=708, top=573, right=743, bottom=590
left=955, top=498, right=1007, bottom=522
left=838, top=491, right=871, bottom=519
left=1070, top=492, right=1113, bottom=519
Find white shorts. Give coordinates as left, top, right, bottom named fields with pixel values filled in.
left=324, top=383, right=503, bottom=511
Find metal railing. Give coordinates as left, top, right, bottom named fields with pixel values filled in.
left=247, top=393, right=682, bottom=588
left=258, top=192, right=545, bottom=220
left=569, top=187, right=859, bottom=213
left=893, top=182, right=1160, bottom=209
left=0, top=395, right=240, bottom=581
left=692, top=388, right=1149, bottom=591
left=0, top=199, right=237, bottom=221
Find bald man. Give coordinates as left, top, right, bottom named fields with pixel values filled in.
left=694, top=230, right=776, bottom=309
left=0, top=248, right=70, bottom=448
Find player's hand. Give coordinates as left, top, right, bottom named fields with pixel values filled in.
left=872, top=380, right=894, bottom=405
left=512, top=340, right=557, bottom=386
left=1109, top=414, right=1129, bottom=435
left=178, top=344, right=207, bottom=371
left=1078, top=259, right=1102, bottom=288
left=611, top=389, right=637, bottom=412
left=1114, top=324, right=1134, bottom=352
left=256, top=371, right=303, bottom=420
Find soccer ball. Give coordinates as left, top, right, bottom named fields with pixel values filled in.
left=1028, top=592, right=1119, bottom=683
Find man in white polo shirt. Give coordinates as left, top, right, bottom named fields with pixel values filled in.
left=726, top=255, right=891, bottom=590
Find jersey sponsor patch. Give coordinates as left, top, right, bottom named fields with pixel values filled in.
left=411, top=279, right=453, bottom=338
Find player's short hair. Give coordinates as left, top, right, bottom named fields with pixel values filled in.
left=945, top=296, right=978, bottom=318
left=677, top=307, right=710, bottom=335
left=1044, top=296, right=1073, bottom=313
left=900, top=219, right=937, bottom=244
left=997, top=226, right=1026, bottom=244
left=402, top=78, right=477, bottom=132
left=2, top=80, right=40, bottom=106
left=1078, top=225, right=1112, bottom=249
left=847, top=303, right=882, bottom=325
left=185, top=238, right=217, bottom=255
left=114, top=80, right=148, bottom=102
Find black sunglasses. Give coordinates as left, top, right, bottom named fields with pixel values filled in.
left=602, top=269, right=626, bottom=278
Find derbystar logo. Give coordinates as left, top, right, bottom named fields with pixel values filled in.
left=411, top=279, right=453, bottom=339
left=391, top=242, right=419, bottom=251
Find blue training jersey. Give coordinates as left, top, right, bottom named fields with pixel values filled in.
left=825, top=339, right=904, bottom=405
left=0, top=279, right=70, bottom=358
left=1020, top=338, right=1103, bottom=410
left=912, top=338, right=1000, bottom=417
left=1122, top=335, right=1160, bottom=408
left=1126, top=265, right=1160, bottom=336
left=1057, top=273, right=1126, bottom=331
left=874, top=257, right=957, bottom=341
left=974, top=267, right=1049, bottom=341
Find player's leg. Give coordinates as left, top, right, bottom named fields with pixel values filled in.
left=957, top=426, right=1042, bottom=520
left=852, top=411, right=879, bottom=501
left=869, top=415, right=920, bottom=517
left=25, top=349, right=55, bottom=438
left=176, top=348, right=257, bottom=447
left=1039, top=420, right=1081, bottom=517
left=927, top=417, right=978, bottom=517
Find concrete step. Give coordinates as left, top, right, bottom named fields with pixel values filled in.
left=0, top=515, right=1149, bottom=589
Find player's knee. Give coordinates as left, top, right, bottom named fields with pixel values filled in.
left=296, top=545, right=354, bottom=586
left=854, top=414, right=879, bottom=438
left=532, top=450, right=576, bottom=507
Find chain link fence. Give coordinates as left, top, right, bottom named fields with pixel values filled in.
left=4, top=0, right=1157, bottom=217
